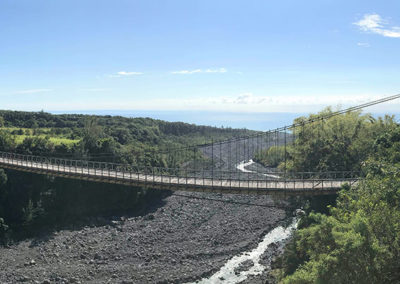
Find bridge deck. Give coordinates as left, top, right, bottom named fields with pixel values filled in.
left=0, top=155, right=358, bottom=196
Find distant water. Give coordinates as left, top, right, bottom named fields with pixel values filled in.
left=50, top=110, right=399, bottom=131
left=50, top=110, right=307, bottom=131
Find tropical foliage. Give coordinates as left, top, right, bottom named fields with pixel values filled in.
left=275, top=114, right=400, bottom=283
left=255, top=108, right=397, bottom=174
left=254, top=145, right=286, bottom=168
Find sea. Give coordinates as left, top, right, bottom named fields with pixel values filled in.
left=50, top=110, right=399, bottom=132
left=50, top=110, right=307, bottom=131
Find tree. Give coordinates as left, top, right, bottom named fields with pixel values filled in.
left=16, top=136, right=55, bottom=155
left=0, top=217, right=8, bottom=243
left=0, top=169, right=7, bottom=187
left=254, top=145, right=286, bottom=168
left=80, top=116, right=104, bottom=153
left=283, top=109, right=395, bottom=173
left=278, top=124, right=400, bottom=284
left=0, top=130, right=16, bottom=152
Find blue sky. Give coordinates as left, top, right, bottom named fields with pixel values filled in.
left=0, top=0, right=399, bottom=114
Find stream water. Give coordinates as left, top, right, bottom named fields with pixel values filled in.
left=187, top=218, right=298, bottom=284
left=236, top=159, right=281, bottom=179
left=236, top=159, right=255, bottom=173
left=186, top=159, right=298, bottom=284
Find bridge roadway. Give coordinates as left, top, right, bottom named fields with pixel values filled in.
left=0, top=153, right=358, bottom=197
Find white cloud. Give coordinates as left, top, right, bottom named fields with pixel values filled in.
left=172, top=69, right=202, bottom=74
left=172, top=68, right=227, bottom=74
left=354, top=14, right=400, bottom=38
left=189, top=93, right=370, bottom=110
left=108, top=71, right=143, bottom=78
left=80, top=88, right=107, bottom=92
left=117, top=71, right=143, bottom=76
left=68, top=93, right=395, bottom=112
left=205, top=68, right=227, bottom=73
left=166, top=93, right=399, bottom=113
left=7, top=93, right=399, bottom=114
left=357, top=42, right=370, bottom=47
left=14, top=89, right=53, bottom=94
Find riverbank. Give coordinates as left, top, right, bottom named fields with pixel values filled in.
left=0, top=191, right=289, bottom=283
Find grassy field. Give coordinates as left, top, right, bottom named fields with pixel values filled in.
left=13, top=135, right=80, bottom=145
left=1, top=127, right=80, bottom=146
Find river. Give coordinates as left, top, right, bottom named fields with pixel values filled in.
left=186, top=218, right=298, bottom=284
left=186, top=159, right=298, bottom=284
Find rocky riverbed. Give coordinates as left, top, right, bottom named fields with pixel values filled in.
left=0, top=191, right=290, bottom=284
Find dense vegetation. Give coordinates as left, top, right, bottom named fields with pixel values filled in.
left=273, top=110, right=400, bottom=283
left=0, top=110, right=255, bottom=167
left=0, top=110, right=254, bottom=243
left=254, top=145, right=286, bottom=168
left=255, top=108, right=397, bottom=173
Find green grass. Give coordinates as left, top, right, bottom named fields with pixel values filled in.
left=13, top=135, right=79, bottom=146
left=1, top=127, right=80, bottom=146
left=48, top=137, right=80, bottom=146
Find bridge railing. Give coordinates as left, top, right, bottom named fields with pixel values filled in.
left=0, top=151, right=361, bottom=190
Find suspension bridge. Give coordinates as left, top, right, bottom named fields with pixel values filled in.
left=0, top=94, right=399, bottom=197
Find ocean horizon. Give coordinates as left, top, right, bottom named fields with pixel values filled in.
left=49, top=110, right=399, bottom=132
left=50, top=110, right=308, bottom=131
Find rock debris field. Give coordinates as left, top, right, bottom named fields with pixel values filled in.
left=0, top=191, right=289, bottom=284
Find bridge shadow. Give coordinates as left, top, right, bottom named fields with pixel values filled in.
left=22, top=189, right=172, bottom=248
